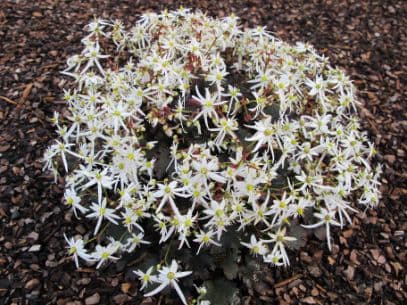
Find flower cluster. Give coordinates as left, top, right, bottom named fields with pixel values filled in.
left=45, top=8, right=381, bottom=304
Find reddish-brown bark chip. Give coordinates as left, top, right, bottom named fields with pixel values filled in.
left=0, top=1, right=405, bottom=304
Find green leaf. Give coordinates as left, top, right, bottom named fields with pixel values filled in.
left=204, top=278, right=238, bottom=305
left=177, top=248, right=215, bottom=280
left=219, top=227, right=242, bottom=250
left=222, top=249, right=239, bottom=280
left=105, top=223, right=131, bottom=240
left=235, top=127, right=252, bottom=148
left=271, top=175, right=288, bottom=188
left=263, top=103, right=280, bottom=120
left=238, top=255, right=267, bottom=292
left=287, top=221, right=308, bottom=250
left=153, top=143, right=172, bottom=179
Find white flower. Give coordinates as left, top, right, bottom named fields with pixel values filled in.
left=64, top=234, right=92, bottom=268
left=323, top=193, right=357, bottom=228
left=153, top=181, right=188, bottom=215
left=233, top=168, right=262, bottom=203
left=193, top=230, right=221, bottom=254
left=134, top=266, right=157, bottom=290
left=84, top=18, right=110, bottom=37
left=125, top=233, right=150, bottom=252
left=121, top=209, right=145, bottom=232
left=92, top=242, right=120, bottom=269
left=206, top=67, right=228, bottom=87
left=64, top=187, right=88, bottom=217
left=82, top=168, right=114, bottom=205
left=264, top=227, right=296, bottom=266
left=248, top=90, right=268, bottom=118
left=86, top=198, right=120, bottom=235
left=263, top=251, right=284, bottom=266
left=223, top=85, right=242, bottom=114
left=302, top=208, right=341, bottom=251
left=144, top=260, right=192, bottom=305
left=241, top=234, right=268, bottom=256
left=246, top=116, right=281, bottom=159
left=82, top=41, right=109, bottom=75
left=192, top=155, right=226, bottom=185
left=209, top=117, right=238, bottom=147
left=51, top=140, right=79, bottom=172
left=246, top=191, right=273, bottom=226
left=305, top=75, right=329, bottom=107
left=248, top=69, right=272, bottom=89
left=192, top=87, right=224, bottom=129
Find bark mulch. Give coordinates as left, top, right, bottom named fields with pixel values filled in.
left=0, top=1, right=405, bottom=304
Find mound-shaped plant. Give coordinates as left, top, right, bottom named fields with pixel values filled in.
left=44, top=8, right=382, bottom=305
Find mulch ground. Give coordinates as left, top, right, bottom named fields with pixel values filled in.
left=0, top=1, right=406, bottom=304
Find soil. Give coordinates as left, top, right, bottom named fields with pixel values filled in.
left=0, top=1, right=405, bottom=304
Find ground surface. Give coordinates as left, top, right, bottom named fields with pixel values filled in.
left=0, top=0, right=406, bottom=304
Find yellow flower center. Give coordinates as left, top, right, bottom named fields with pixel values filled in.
left=69, top=246, right=77, bottom=255
left=167, top=272, right=176, bottom=280
left=185, top=219, right=192, bottom=227
left=264, top=129, right=273, bottom=136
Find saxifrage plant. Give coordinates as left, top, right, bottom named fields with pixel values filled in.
left=44, top=8, right=382, bottom=305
